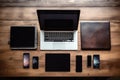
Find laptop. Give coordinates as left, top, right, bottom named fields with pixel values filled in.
left=10, top=26, right=37, bottom=49
left=80, top=21, right=111, bottom=50
left=37, top=10, right=80, bottom=50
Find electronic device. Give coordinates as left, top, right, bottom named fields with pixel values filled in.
left=45, top=53, right=70, bottom=72
left=37, top=10, right=80, bottom=50
left=32, top=56, right=39, bottom=69
left=80, top=21, right=111, bottom=50
left=10, top=26, right=37, bottom=49
left=23, top=53, right=30, bottom=69
left=87, top=55, right=91, bottom=67
left=93, top=55, right=100, bottom=69
left=76, top=55, right=82, bottom=72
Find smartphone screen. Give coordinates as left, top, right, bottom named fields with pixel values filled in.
left=32, top=56, right=39, bottom=69
left=93, top=55, right=100, bottom=69
left=76, top=55, right=82, bottom=72
left=23, top=53, right=30, bottom=68
left=87, top=55, right=91, bottom=67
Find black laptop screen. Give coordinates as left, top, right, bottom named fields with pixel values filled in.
left=45, top=19, right=73, bottom=30
left=37, top=10, right=80, bottom=31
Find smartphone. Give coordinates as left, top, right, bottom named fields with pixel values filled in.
left=93, top=55, right=100, bottom=69
left=87, top=55, right=91, bottom=67
left=23, top=53, right=30, bottom=69
left=32, top=56, right=39, bottom=69
left=76, top=55, right=82, bottom=72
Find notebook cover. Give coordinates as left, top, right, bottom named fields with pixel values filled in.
left=80, top=21, right=111, bottom=50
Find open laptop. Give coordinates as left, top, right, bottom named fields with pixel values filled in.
left=37, top=10, right=80, bottom=50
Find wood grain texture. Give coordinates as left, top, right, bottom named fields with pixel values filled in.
left=0, top=7, right=120, bottom=20
left=0, top=3, right=120, bottom=76
left=0, top=0, right=120, bottom=7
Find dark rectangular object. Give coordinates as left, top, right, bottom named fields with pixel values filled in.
left=80, top=21, right=111, bottom=50
left=37, top=10, right=80, bottom=31
left=76, top=55, right=82, bottom=72
left=23, top=53, right=30, bottom=69
left=45, top=54, right=70, bottom=72
left=87, top=55, right=91, bottom=67
left=10, top=26, right=37, bottom=49
left=32, top=56, right=39, bottom=69
left=45, top=19, right=73, bottom=30
left=93, top=55, right=100, bottom=69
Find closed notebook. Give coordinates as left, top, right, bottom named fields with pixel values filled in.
left=80, top=21, right=111, bottom=50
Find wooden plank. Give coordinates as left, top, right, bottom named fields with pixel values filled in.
left=0, top=32, right=10, bottom=45
left=0, top=50, right=120, bottom=76
left=0, top=48, right=120, bottom=60
left=0, top=0, right=120, bottom=7
left=110, top=21, right=120, bottom=32
left=0, top=45, right=120, bottom=55
left=0, top=7, right=120, bottom=20
left=0, top=69, right=115, bottom=76
left=0, top=21, right=40, bottom=32
left=0, top=21, right=39, bottom=26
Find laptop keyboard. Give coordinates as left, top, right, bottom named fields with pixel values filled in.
left=44, top=32, right=74, bottom=42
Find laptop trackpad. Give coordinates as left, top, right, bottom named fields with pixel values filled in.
left=53, top=43, right=65, bottom=49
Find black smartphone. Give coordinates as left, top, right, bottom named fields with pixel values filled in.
left=32, top=56, right=39, bottom=69
left=93, top=55, right=100, bottom=69
left=23, top=53, right=30, bottom=69
left=76, top=55, right=82, bottom=72
left=87, top=55, right=91, bottom=67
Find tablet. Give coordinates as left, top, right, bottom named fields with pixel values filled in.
left=10, top=26, right=37, bottom=49
left=45, top=53, right=70, bottom=72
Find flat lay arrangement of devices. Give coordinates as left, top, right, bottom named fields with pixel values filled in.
left=10, top=10, right=111, bottom=72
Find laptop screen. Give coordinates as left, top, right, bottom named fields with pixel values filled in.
left=45, top=19, right=73, bottom=30
left=37, top=10, right=80, bottom=31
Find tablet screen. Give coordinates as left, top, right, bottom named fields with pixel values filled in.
left=45, top=54, right=70, bottom=72
left=10, top=26, right=37, bottom=49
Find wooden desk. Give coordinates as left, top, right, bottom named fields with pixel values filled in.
left=0, top=0, right=120, bottom=77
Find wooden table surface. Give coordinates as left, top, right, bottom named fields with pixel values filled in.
left=0, top=0, right=120, bottom=77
